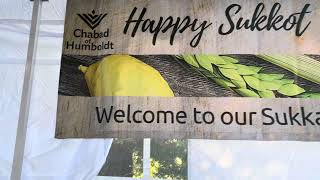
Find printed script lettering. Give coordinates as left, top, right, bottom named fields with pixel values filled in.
left=123, top=7, right=212, bottom=48
left=219, top=3, right=312, bottom=36
left=122, top=3, right=312, bottom=47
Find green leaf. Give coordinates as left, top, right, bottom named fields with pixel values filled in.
left=220, top=56, right=239, bottom=63
left=235, top=88, right=260, bottom=97
left=298, top=93, right=320, bottom=98
left=235, top=64, right=258, bottom=75
left=200, top=68, right=218, bottom=78
left=258, top=90, right=276, bottom=98
left=248, top=66, right=262, bottom=73
left=175, top=55, right=183, bottom=59
left=298, top=93, right=311, bottom=98
left=243, top=76, right=266, bottom=91
left=211, top=66, right=222, bottom=77
left=219, top=68, right=243, bottom=81
left=257, top=54, right=320, bottom=84
left=213, top=78, right=236, bottom=88
left=196, top=55, right=226, bottom=65
left=216, top=63, right=237, bottom=69
left=195, top=55, right=214, bottom=73
left=182, top=55, right=199, bottom=67
left=273, top=79, right=295, bottom=85
left=260, top=81, right=282, bottom=90
left=253, top=73, right=285, bottom=81
left=307, top=93, right=320, bottom=98
left=231, top=79, right=247, bottom=88
left=278, top=84, right=305, bottom=96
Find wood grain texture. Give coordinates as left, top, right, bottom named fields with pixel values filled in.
left=57, top=0, right=320, bottom=140
left=62, top=0, right=320, bottom=55
left=56, top=96, right=320, bottom=141
left=56, top=55, right=320, bottom=140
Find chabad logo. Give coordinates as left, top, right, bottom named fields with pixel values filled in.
left=77, top=10, right=107, bottom=30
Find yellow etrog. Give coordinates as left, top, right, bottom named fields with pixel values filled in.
left=79, top=55, right=174, bottom=97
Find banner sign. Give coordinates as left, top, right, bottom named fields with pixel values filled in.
left=56, top=0, right=320, bottom=141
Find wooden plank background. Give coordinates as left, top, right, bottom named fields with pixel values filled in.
left=56, top=0, right=320, bottom=140
left=56, top=96, right=320, bottom=141
left=62, top=0, right=320, bottom=55
left=56, top=55, right=320, bottom=140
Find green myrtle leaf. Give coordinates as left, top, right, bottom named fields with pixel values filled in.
left=307, top=93, right=320, bottom=98
left=208, top=55, right=227, bottom=65
left=280, top=79, right=295, bottom=84
left=219, top=68, right=243, bottom=81
left=213, top=78, right=236, bottom=88
left=298, top=93, right=320, bottom=98
left=297, top=93, right=311, bottom=98
left=248, top=66, right=262, bottom=73
left=182, top=55, right=199, bottom=67
left=278, top=84, right=305, bottom=96
left=196, top=55, right=226, bottom=65
left=220, top=56, right=239, bottom=63
left=195, top=55, right=214, bottom=73
left=216, top=63, right=237, bottom=69
left=258, top=90, right=276, bottom=98
left=231, top=79, right=247, bottom=88
left=274, top=79, right=295, bottom=85
left=200, top=69, right=218, bottom=78
left=261, top=81, right=282, bottom=90
left=253, top=73, right=285, bottom=81
left=235, top=64, right=258, bottom=75
left=243, top=76, right=266, bottom=91
left=175, top=55, right=183, bottom=59
left=235, top=88, right=260, bottom=97
left=211, top=66, right=222, bottom=77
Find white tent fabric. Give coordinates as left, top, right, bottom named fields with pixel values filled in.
left=0, top=1, right=113, bottom=180
left=0, top=63, right=113, bottom=180
left=1, top=0, right=320, bottom=180
left=0, top=0, right=66, bottom=20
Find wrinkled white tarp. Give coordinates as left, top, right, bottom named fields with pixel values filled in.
left=0, top=1, right=113, bottom=179
left=0, top=63, right=113, bottom=180
left=0, top=0, right=66, bottom=20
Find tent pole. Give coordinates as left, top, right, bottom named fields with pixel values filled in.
left=10, top=0, right=43, bottom=179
